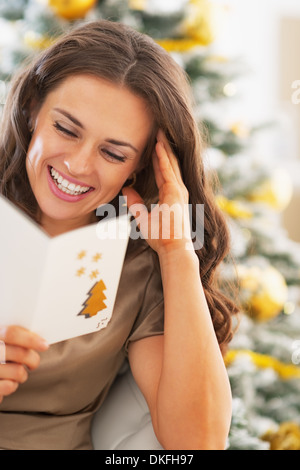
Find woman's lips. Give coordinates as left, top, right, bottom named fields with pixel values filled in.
left=47, top=165, right=95, bottom=202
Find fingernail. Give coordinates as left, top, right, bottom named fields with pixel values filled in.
left=39, top=339, right=50, bottom=350
left=0, top=340, right=6, bottom=364
left=0, top=326, right=7, bottom=339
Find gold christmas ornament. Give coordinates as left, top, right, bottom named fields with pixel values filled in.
left=225, top=349, right=300, bottom=380
left=230, top=121, right=250, bottom=138
left=182, top=0, right=225, bottom=46
left=157, top=0, right=226, bottom=52
left=216, top=195, right=252, bottom=219
left=48, top=0, right=97, bottom=20
left=128, top=0, right=146, bottom=10
left=236, top=264, right=288, bottom=322
left=24, top=31, right=56, bottom=50
left=156, top=38, right=206, bottom=53
left=262, top=422, right=300, bottom=450
left=247, top=168, right=293, bottom=211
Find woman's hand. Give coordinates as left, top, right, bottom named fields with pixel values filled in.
left=122, top=129, right=193, bottom=256
left=0, top=325, right=49, bottom=404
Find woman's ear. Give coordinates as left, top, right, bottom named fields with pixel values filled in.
left=124, top=172, right=137, bottom=188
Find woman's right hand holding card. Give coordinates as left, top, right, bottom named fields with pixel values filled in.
left=0, top=325, right=49, bottom=403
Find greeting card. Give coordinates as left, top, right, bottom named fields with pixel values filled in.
left=0, top=195, right=130, bottom=344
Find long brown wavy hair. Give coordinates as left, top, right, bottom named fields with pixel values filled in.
left=0, top=20, right=238, bottom=353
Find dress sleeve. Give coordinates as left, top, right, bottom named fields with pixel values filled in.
left=124, top=262, right=164, bottom=354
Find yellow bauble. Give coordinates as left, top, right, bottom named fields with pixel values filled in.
left=248, top=168, right=293, bottom=211
left=262, top=422, right=300, bottom=450
left=230, top=121, right=250, bottom=139
left=24, top=31, right=56, bottom=50
left=182, top=0, right=225, bottom=46
left=48, top=0, right=97, bottom=20
left=156, top=38, right=205, bottom=53
left=216, top=195, right=253, bottom=219
left=237, top=264, right=288, bottom=322
left=128, top=0, right=146, bottom=10
left=225, top=350, right=300, bottom=380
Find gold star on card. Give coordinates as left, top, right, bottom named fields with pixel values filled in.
left=76, top=267, right=86, bottom=277
left=90, top=269, right=99, bottom=280
left=77, top=250, right=86, bottom=260
left=92, top=253, right=102, bottom=262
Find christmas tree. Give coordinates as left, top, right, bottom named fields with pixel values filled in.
left=1, top=0, right=300, bottom=450
left=79, top=279, right=107, bottom=318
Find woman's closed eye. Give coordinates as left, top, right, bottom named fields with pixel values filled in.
left=53, top=121, right=78, bottom=138
left=101, top=148, right=126, bottom=163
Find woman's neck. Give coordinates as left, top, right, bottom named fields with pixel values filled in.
left=39, top=211, right=98, bottom=237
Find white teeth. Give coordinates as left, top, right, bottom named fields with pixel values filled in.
left=50, top=167, right=91, bottom=196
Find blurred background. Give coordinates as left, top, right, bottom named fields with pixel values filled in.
left=1, top=0, right=300, bottom=450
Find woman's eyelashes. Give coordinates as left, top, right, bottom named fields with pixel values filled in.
left=53, top=121, right=127, bottom=163
left=53, top=121, right=77, bottom=138
left=101, top=148, right=126, bottom=163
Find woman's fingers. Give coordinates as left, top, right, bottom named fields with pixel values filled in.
left=0, top=380, right=19, bottom=399
left=121, top=186, right=149, bottom=239
left=156, top=130, right=183, bottom=184
left=0, top=325, right=48, bottom=402
left=0, top=325, right=49, bottom=353
left=0, top=363, right=28, bottom=384
left=155, top=131, right=189, bottom=207
left=122, top=129, right=190, bottom=254
left=155, top=141, right=174, bottom=185
left=4, top=344, right=41, bottom=371
left=152, top=149, right=164, bottom=190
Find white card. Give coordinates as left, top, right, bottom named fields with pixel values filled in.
left=0, top=195, right=130, bottom=344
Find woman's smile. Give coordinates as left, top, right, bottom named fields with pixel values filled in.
left=48, top=166, right=95, bottom=201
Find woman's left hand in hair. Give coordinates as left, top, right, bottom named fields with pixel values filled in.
left=122, top=130, right=193, bottom=256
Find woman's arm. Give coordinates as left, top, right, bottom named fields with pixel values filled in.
left=128, top=249, right=232, bottom=450
left=124, top=131, right=232, bottom=450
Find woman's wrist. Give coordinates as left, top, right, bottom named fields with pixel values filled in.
left=157, top=240, right=199, bottom=269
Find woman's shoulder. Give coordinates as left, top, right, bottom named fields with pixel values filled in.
left=116, top=237, right=163, bottom=312
left=124, top=236, right=161, bottom=278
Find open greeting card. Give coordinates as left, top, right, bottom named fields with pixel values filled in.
left=0, top=195, right=130, bottom=344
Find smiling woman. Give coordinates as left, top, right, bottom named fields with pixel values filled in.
left=0, top=20, right=238, bottom=450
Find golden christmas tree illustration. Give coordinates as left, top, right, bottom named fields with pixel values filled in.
left=78, top=279, right=107, bottom=319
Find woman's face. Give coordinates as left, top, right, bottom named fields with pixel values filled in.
left=26, top=74, right=153, bottom=234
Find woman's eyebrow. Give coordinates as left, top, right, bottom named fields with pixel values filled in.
left=53, top=107, right=139, bottom=153
left=105, top=139, right=138, bottom=154
left=54, top=107, right=84, bottom=129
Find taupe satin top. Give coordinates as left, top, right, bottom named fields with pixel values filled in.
left=0, top=239, right=164, bottom=450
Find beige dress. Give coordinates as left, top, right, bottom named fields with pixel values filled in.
left=0, top=239, right=164, bottom=450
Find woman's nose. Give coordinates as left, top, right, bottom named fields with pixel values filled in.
left=63, top=145, right=95, bottom=177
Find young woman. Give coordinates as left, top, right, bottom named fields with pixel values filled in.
left=0, top=20, right=238, bottom=450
